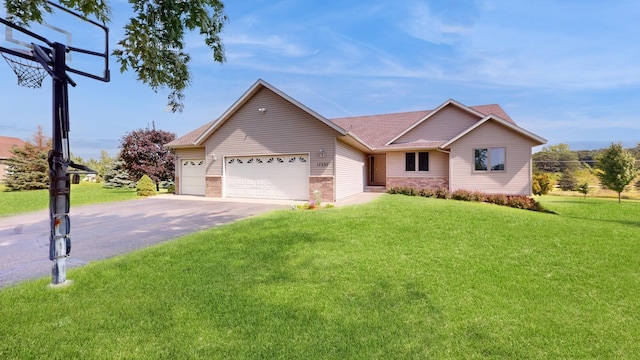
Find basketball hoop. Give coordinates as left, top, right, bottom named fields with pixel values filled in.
left=1, top=49, right=48, bottom=88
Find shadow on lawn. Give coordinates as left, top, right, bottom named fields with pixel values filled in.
left=543, top=198, right=640, bottom=228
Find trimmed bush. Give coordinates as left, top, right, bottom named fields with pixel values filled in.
left=434, top=187, right=450, bottom=199
left=485, top=193, right=507, bottom=206
left=387, top=186, right=549, bottom=213
left=387, top=187, right=419, bottom=196
left=451, top=189, right=485, bottom=202
left=136, top=175, right=156, bottom=197
left=418, top=188, right=435, bottom=198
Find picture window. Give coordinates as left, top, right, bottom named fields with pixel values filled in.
left=474, top=147, right=505, bottom=171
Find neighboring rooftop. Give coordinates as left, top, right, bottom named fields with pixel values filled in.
left=0, top=136, right=26, bottom=159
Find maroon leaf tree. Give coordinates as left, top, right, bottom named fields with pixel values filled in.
left=118, top=126, right=177, bottom=190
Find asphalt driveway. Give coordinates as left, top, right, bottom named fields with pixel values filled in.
left=0, top=197, right=287, bottom=288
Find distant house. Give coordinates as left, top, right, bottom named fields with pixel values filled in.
left=0, top=136, right=26, bottom=183
left=167, top=79, right=547, bottom=202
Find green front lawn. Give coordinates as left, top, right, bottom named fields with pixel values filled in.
left=1, top=195, right=639, bottom=358
left=0, top=182, right=139, bottom=216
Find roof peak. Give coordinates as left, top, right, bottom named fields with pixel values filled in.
left=330, top=102, right=511, bottom=123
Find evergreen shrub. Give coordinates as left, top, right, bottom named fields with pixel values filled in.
left=136, top=175, right=156, bottom=197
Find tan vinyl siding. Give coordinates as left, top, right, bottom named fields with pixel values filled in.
left=204, top=87, right=338, bottom=177
left=395, top=105, right=479, bottom=143
left=449, top=121, right=535, bottom=195
left=175, top=148, right=205, bottom=159
left=335, top=140, right=365, bottom=200
left=386, top=150, right=448, bottom=178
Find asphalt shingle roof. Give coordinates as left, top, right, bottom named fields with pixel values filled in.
left=167, top=100, right=516, bottom=150
left=166, top=121, right=214, bottom=147
left=329, top=104, right=514, bottom=149
left=330, top=110, right=431, bottom=148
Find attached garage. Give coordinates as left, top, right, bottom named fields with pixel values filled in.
left=180, top=159, right=206, bottom=195
left=224, top=154, right=309, bottom=200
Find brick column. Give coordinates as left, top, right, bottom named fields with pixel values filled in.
left=205, top=176, right=222, bottom=197
left=309, top=176, right=335, bottom=202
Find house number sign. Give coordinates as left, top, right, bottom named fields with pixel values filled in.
left=316, top=162, right=329, bottom=167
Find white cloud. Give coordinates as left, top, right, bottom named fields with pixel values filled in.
left=224, top=34, right=316, bottom=57
left=401, top=1, right=473, bottom=44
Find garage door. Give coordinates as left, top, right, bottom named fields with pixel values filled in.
left=180, top=159, right=206, bottom=195
left=225, top=154, right=309, bottom=200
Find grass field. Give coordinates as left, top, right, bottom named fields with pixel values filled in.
left=0, top=182, right=140, bottom=216
left=1, top=194, right=639, bottom=358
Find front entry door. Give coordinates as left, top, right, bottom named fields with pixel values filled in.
left=368, top=155, right=386, bottom=186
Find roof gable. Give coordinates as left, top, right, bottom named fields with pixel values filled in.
left=392, top=104, right=480, bottom=146
left=192, top=79, right=346, bottom=146
left=441, top=115, right=547, bottom=148
left=385, top=99, right=513, bottom=146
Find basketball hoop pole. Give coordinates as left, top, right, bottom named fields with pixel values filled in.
left=48, top=42, right=73, bottom=285
left=2, top=1, right=110, bottom=286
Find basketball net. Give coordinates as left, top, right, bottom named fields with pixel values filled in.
left=1, top=50, right=48, bottom=88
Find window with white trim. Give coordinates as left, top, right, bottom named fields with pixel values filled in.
left=474, top=147, right=505, bottom=171
left=405, top=152, right=429, bottom=172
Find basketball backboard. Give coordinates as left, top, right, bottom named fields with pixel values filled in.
left=0, top=1, right=109, bottom=83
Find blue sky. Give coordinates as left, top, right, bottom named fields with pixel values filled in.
left=1, top=0, right=639, bottom=160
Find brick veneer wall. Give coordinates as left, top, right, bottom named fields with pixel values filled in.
left=309, top=176, right=334, bottom=202
left=174, top=177, right=180, bottom=194
left=206, top=176, right=222, bottom=197
left=386, top=177, right=449, bottom=191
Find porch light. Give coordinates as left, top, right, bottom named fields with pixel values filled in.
left=319, top=149, right=325, bottom=157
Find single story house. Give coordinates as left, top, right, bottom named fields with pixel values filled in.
left=0, top=136, right=26, bottom=182
left=167, top=79, right=546, bottom=202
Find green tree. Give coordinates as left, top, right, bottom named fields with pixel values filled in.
left=532, top=143, right=579, bottom=173
left=84, top=150, right=115, bottom=182
left=596, top=143, right=638, bottom=203
left=631, top=142, right=640, bottom=160
left=3, top=127, right=50, bottom=191
left=577, top=182, right=590, bottom=199
left=532, top=173, right=553, bottom=196
left=558, top=169, right=578, bottom=191
left=5, top=0, right=227, bottom=112
left=103, top=158, right=133, bottom=188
